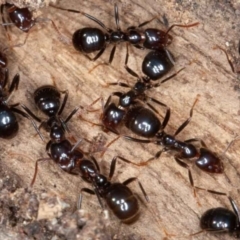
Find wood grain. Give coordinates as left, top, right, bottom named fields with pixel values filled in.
left=0, top=0, right=240, bottom=239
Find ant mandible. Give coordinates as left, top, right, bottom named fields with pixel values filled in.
left=50, top=3, right=198, bottom=64
left=0, top=50, right=42, bottom=139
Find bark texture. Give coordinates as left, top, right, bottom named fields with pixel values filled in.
left=0, top=0, right=240, bottom=239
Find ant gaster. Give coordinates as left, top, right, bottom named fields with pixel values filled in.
left=50, top=3, right=198, bottom=64
left=0, top=50, right=41, bottom=139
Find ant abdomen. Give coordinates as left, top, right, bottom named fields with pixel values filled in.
left=196, top=148, right=224, bottom=173
left=125, top=106, right=161, bottom=137
left=142, top=49, right=175, bottom=80
left=201, top=208, right=238, bottom=233
left=105, top=183, right=140, bottom=223
left=72, top=28, right=107, bottom=53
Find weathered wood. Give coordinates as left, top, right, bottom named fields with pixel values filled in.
left=0, top=0, right=240, bottom=239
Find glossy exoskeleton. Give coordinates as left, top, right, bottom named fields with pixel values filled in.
left=50, top=3, right=198, bottom=64
left=200, top=196, right=240, bottom=238
left=21, top=85, right=79, bottom=134
left=1, top=3, right=35, bottom=32
left=120, top=97, right=224, bottom=191
left=78, top=155, right=148, bottom=223
left=102, top=46, right=182, bottom=137
left=30, top=122, right=147, bottom=224
left=0, top=51, right=40, bottom=139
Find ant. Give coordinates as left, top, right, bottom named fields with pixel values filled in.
left=116, top=96, right=224, bottom=194
left=50, top=3, right=198, bottom=64
left=101, top=45, right=183, bottom=138
left=190, top=185, right=240, bottom=238
left=0, top=50, right=41, bottom=139
left=1, top=3, right=60, bottom=46
left=30, top=115, right=148, bottom=224
left=21, top=85, right=80, bottom=136
left=77, top=155, right=148, bottom=223
left=200, top=196, right=240, bottom=238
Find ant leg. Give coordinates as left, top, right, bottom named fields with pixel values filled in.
left=165, top=22, right=199, bottom=35
left=184, top=138, right=207, bottom=148
left=108, top=45, right=116, bottom=64
left=148, top=67, right=185, bottom=90
left=214, top=45, right=235, bottom=73
left=2, top=68, right=9, bottom=89
left=30, top=158, right=51, bottom=187
left=90, top=156, right=100, bottom=172
left=21, top=104, right=41, bottom=122
left=50, top=4, right=112, bottom=33
left=11, top=106, right=44, bottom=141
left=8, top=73, right=19, bottom=94
left=114, top=4, right=121, bottom=30
left=77, top=188, right=96, bottom=209
left=174, top=156, right=197, bottom=197
left=124, top=44, right=141, bottom=79
left=173, top=95, right=199, bottom=137
left=1, top=4, right=12, bottom=42
left=122, top=177, right=149, bottom=202
left=222, top=135, right=240, bottom=155
left=58, top=90, right=68, bottom=115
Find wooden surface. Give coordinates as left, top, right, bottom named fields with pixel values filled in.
left=1, top=0, right=240, bottom=239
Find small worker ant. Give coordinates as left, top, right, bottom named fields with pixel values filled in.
left=191, top=185, right=240, bottom=238
left=117, top=96, right=225, bottom=194
left=0, top=50, right=41, bottom=139
left=1, top=3, right=60, bottom=46
left=30, top=117, right=148, bottom=224
left=101, top=45, right=183, bottom=137
left=50, top=3, right=198, bottom=64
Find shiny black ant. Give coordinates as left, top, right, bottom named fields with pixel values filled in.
left=0, top=50, right=41, bottom=139
left=50, top=3, right=198, bottom=64
left=101, top=45, right=183, bottom=137
left=190, top=186, right=240, bottom=238
left=1, top=3, right=60, bottom=46
left=21, top=85, right=80, bottom=136
left=77, top=155, right=148, bottom=223
left=30, top=119, right=148, bottom=223
left=115, top=96, right=224, bottom=194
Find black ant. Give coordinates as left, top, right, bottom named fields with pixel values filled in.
left=0, top=50, right=41, bottom=139
left=77, top=155, right=148, bottom=223
left=189, top=185, right=240, bottom=238
left=115, top=96, right=224, bottom=194
left=101, top=44, right=183, bottom=136
left=1, top=3, right=60, bottom=46
left=21, top=85, right=80, bottom=136
left=50, top=3, right=198, bottom=64
left=30, top=118, right=148, bottom=224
